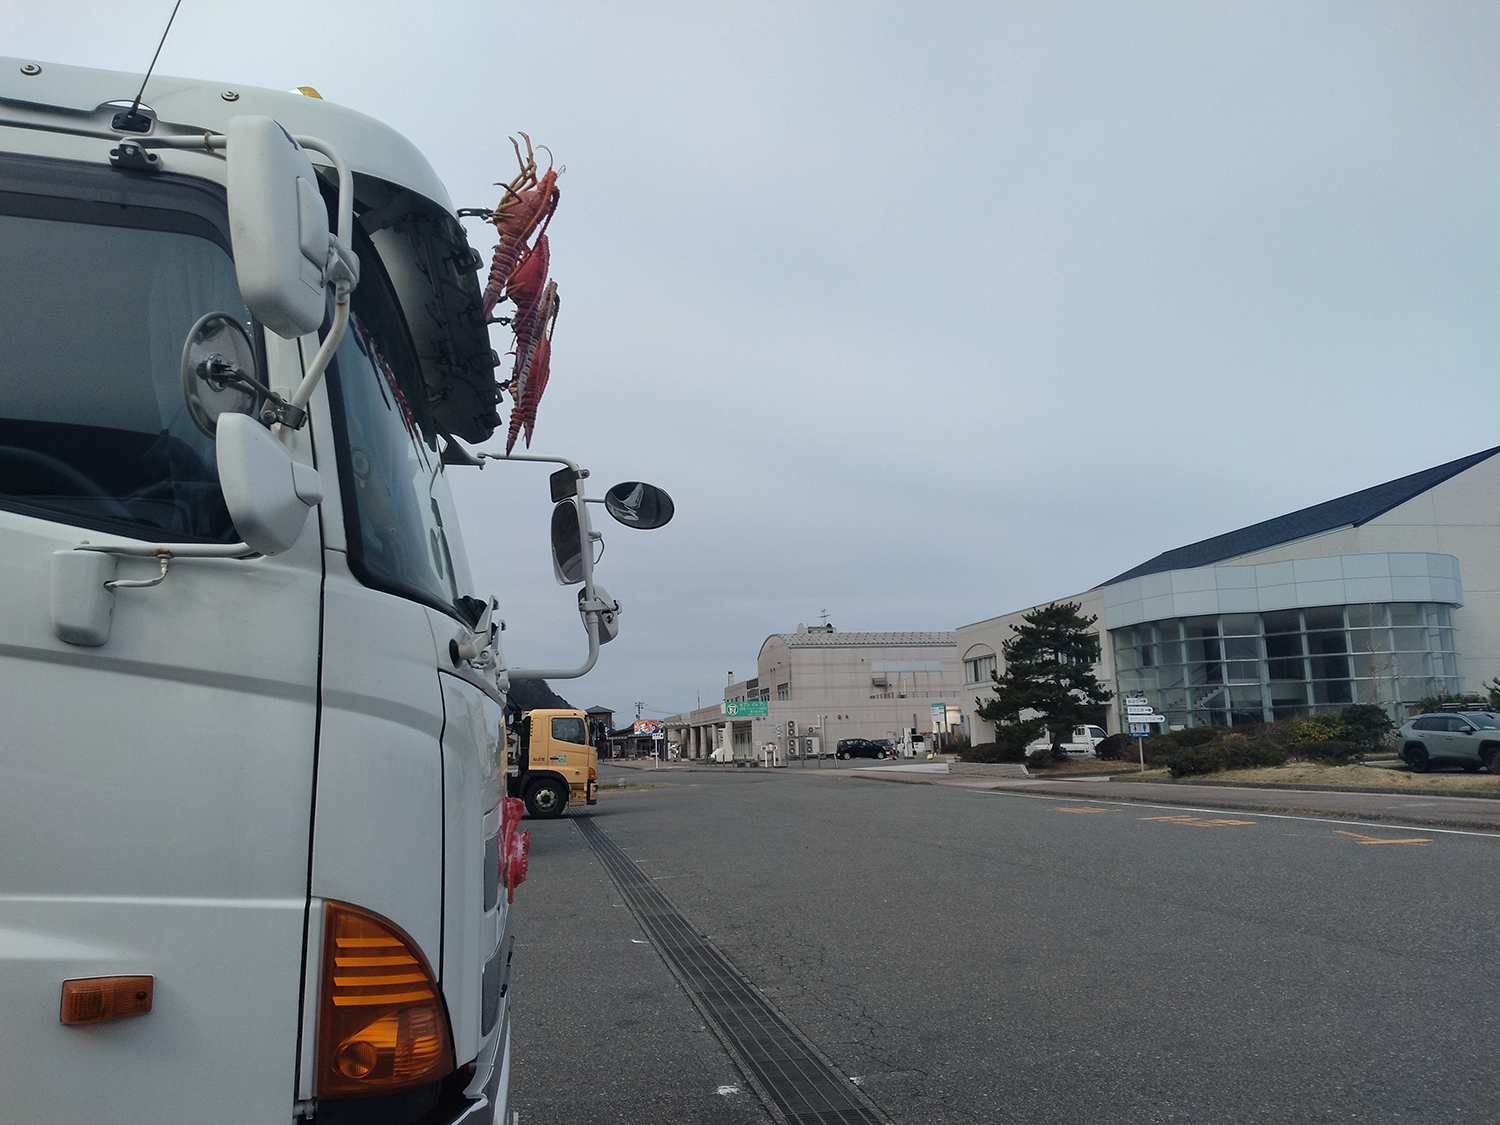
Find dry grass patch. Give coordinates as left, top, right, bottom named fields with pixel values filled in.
left=1114, top=761, right=1498, bottom=795
left=594, top=781, right=675, bottom=795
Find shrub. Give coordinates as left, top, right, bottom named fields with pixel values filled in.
left=1218, top=736, right=1291, bottom=770
left=1096, top=733, right=1130, bottom=760
left=1168, top=727, right=1220, bottom=749
left=1167, top=744, right=1229, bottom=778
left=1336, top=704, right=1393, bottom=749
left=962, top=741, right=1022, bottom=764
left=1288, top=739, right=1364, bottom=765
left=1026, top=743, right=1060, bottom=768
left=1127, top=726, right=1219, bottom=767
left=1137, top=735, right=1179, bottom=767
left=1409, top=692, right=1485, bottom=716
left=943, top=730, right=971, bottom=754
left=1286, top=714, right=1344, bottom=744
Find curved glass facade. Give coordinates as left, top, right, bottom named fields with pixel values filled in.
left=1111, top=602, right=1459, bottom=727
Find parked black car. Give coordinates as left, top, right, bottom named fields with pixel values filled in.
left=836, top=738, right=889, bottom=760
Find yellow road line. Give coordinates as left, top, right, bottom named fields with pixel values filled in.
left=1057, top=807, right=1110, bottom=814
left=1334, top=829, right=1430, bottom=846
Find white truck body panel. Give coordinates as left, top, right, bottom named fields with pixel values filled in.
left=1, top=56, right=512, bottom=1123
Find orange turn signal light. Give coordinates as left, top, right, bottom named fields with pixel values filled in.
left=60, top=976, right=153, bottom=1024
left=316, top=902, right=453, bottom=1097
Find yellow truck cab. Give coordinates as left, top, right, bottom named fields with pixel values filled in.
left=508, top=709, right=599, bottom=817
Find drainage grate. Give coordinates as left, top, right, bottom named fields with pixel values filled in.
left=576, top=816, right=890, bottom=1125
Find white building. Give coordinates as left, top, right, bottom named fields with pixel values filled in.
left=665, top=624, right=961, bottom=761
left=959, top=447, right=1500, bottom=742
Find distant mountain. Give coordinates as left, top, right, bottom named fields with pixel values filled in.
left=508, top=678, right=574, bottom=712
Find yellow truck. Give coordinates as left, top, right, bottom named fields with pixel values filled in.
left=508, top=709, right=599, bottom=817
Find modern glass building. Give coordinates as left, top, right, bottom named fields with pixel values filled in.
left=1111, top=602, right=1459, bottom=729
left=958, top=447, right=1499, bottom=740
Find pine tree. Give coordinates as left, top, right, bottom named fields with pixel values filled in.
left=976, top=602, right=1113, bottom=757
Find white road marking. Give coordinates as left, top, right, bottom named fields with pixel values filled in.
left=972, top=789, right=1500, bottom=838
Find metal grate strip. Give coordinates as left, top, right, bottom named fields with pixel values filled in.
left=576, top=816, right=890, bottom=1125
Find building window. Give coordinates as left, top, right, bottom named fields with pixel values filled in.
left=776, top=682, right=789, bottom=701
left=964, top=654, right=996, bottom=685
left=1111, top=603, right=1457, bottom=728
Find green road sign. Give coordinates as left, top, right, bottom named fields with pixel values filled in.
left=724, top=700, right=769, bottom=718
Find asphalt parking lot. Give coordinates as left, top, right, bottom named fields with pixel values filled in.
left=506, top=765, right=1500, bottom=1125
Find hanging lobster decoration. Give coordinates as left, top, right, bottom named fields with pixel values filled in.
left=480, top=133, right=561, bottom=454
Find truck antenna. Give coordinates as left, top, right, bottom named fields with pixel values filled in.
left=115, top=0, right=183, bottom=133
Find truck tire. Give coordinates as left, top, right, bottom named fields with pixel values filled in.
left=524, top=778, right=568, bottom=819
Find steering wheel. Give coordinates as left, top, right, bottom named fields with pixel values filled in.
left=0, top=445, right=136, bottom=521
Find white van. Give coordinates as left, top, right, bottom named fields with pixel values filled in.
left=0, top=58, right=667, bottom=1125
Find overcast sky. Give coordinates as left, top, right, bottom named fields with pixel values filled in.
left=6, top=1, right=1496, bottom=721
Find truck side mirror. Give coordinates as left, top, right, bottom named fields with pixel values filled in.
left=603, top=481, right=674, bottom=529
left=216, top=413, right=324, bottom=555
left=550, top=498, right=585, bottom=585
left=226, top=116, right=330, bottom=339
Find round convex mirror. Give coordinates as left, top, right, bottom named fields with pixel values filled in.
left=603, top=481, right=675, bottom=530
left=181, top=311, right=257, bottom=437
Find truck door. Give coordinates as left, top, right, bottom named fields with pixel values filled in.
left=0, top=161, right=321, bottom=1122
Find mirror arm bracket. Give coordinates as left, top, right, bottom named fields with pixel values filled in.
left=285, top=279, right=351, bottom=426
left=145, top=130, right=356, bottom=433
left=502, top=611, right=602, bottom=682
left=195, top=356, right=307, bottom=430
left=475, top=451, right=584, bottom=474
left=73, top=541, right=257, bottom=560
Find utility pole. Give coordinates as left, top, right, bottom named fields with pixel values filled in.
left=635, top=701, right=645, bottom=720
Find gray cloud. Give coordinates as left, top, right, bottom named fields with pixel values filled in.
left=6, top=0, right=1495, bottom=717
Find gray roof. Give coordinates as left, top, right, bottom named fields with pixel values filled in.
left=1099, top=446, right=1499, bottom=587
left=777, top=631, right=956, bottom=648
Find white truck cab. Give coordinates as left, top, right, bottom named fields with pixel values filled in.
left=0, top=57, right=670, bottom=1125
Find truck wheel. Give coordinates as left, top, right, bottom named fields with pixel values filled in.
left=524, top=779, right=568, bottom=819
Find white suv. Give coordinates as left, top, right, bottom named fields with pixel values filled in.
left=1397, top=709, right=1500, bottom=773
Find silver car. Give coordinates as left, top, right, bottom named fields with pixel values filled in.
left=1397, top=709, right=1500, bottom=773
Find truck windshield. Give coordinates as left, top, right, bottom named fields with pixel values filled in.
left=0, top=163, right=247, bottom=542
left=325, top=230, right=465, bottom=617
left=551, top=717, right=588, bottom=745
